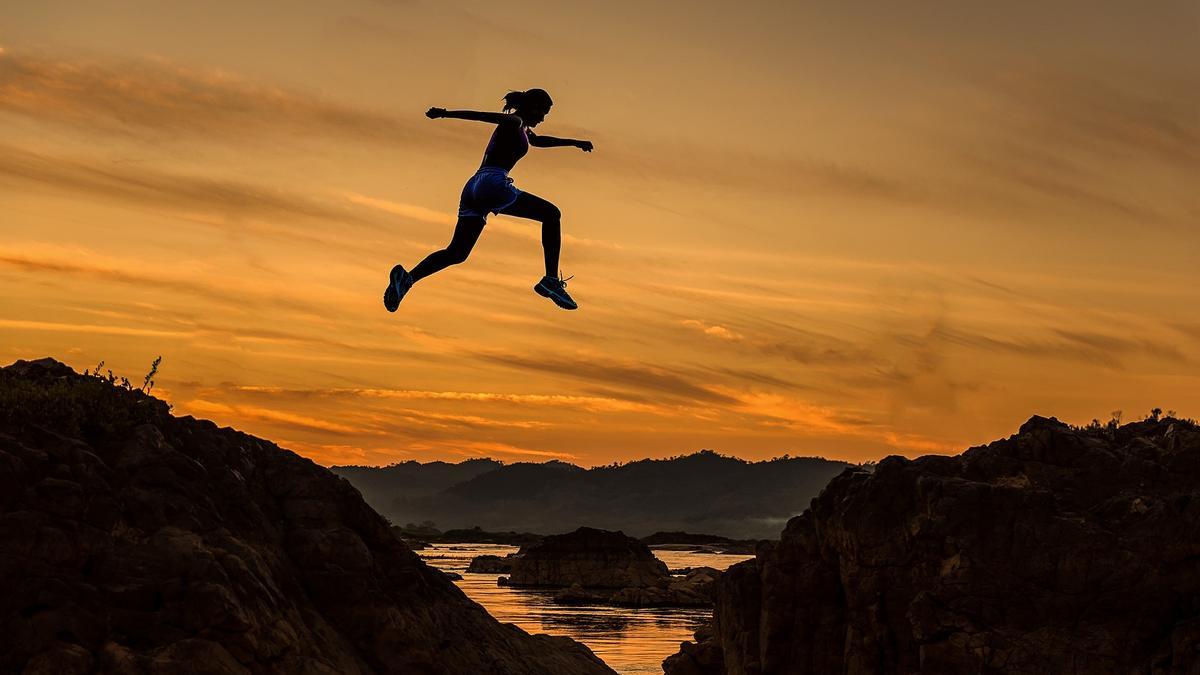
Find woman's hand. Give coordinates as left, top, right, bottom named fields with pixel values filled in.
left=576, top=140, right=594, bottom=152
left=426, top=107, right=446, bottom=119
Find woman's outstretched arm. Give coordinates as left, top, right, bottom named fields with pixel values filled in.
left=426, top=107, right=520, bottom=125
left=528, top=130, right=594, bottom=152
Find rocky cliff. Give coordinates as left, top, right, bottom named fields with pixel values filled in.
left=665, top=415, right=1200, bottom=675
left=0, top=358, right=613, bottom=674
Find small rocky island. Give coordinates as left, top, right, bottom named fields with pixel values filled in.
left=665, top=414, right=1200, bottom=675
left=476, top=526, right=722, bottom=607
left=0, top=359, right=614, bottom=674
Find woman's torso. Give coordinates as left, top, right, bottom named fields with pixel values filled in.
left=480, top=122, right=530, bottom=171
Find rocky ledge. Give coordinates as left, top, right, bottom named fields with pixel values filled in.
left=665, top=414, right=1200, bottom=675
left=0, top=358, right=613, bottom=674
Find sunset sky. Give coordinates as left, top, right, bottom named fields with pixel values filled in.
left=2, top=1, right=1197, bottom=466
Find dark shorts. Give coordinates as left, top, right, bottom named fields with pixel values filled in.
left=458, top=167, right=521, bottom=219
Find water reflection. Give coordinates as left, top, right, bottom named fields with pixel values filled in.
left=419, top=543, right=752, bottom=675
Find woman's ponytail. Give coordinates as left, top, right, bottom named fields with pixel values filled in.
left=502, top=90, right=526, bottom=113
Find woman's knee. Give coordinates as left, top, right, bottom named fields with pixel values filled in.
left=443, top=246, right=472, bottom=265
left=543, top=203, right=562, bottom=223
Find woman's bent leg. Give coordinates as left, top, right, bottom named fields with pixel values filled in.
left=410, top=216, right=486, bottom=282
left=498, top=192, right=561, bottom=277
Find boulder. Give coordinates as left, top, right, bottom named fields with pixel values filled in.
left=505, top=527, right=670, bottom=589
left=466, top=553, right=516, bottom=573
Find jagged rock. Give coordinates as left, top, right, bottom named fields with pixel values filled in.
left=662, top=629, right=724, bottom=675
left=505, top=526, right=670, bottom=589
left=611, top=567, right=720, bottom=608
left=467, top=553, right=516, bottom=573
left=665, top=414, right=1200, bottom=675
left=0, top=359, right=614, bottom=675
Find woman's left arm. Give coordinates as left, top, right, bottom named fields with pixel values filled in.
left=528, top=130, right=593, bottom=152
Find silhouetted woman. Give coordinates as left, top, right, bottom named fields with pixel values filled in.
left=384, top=88, right=593, bottom=312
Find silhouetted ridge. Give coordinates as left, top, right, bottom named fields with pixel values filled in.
left=338, top=450, right=852, bottom=539
left=440, top=460, right=585, bottom=500
left=0, top=358, right=613, bottom=674
left=331, top=457, right=501, bottom=504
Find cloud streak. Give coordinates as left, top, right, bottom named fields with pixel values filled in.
left=0, top=50, right=460, bottom=149
left=0, top=144, right=377, bottom=230
left=477, top=351, right=740, bottom=405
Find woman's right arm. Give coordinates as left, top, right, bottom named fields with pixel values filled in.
left=427, top=107, right=520, bottom=125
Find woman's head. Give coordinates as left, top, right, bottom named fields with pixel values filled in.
left=503, top=88, right=553, bottom=126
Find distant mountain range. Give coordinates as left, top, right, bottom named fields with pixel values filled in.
left=332, top=450, right=853, bottom=539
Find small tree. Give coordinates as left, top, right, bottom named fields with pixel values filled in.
left=142, top=356, right=162, bottom=393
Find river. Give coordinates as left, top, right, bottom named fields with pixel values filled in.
left=417, top=543, right=752, bottom=674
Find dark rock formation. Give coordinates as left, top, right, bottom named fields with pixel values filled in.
left=641, top=531, right=736, bottom=546
left=0, top=358, right=614, bottom=674
left=665, top=415, right=1200, bottom=675
left=497, top=525, right=724, bottom=608
left=610, top=567, right=720, bottom=608
left=663, top=625, right=724, bottom=675
left=467, top=553, right=516, bottom=574
left=506, top=527, right=670, bottom=589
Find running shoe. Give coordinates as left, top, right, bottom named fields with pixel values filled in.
left=534, top=271, right=578, bottom=310
left=383, top=264, right=414, bottom=312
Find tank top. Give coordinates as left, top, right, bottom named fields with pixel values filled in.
left=480, top=123, right=530, bottom=170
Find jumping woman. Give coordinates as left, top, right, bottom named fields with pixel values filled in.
left=383, top=88, right=593, bottom=312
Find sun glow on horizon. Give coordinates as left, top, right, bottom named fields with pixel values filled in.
left=2, top=1, right=1197, bottom=467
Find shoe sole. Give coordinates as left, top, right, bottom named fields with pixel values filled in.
left=534, top=282, right=578, bottom=310
left=384, top=264, right=407, bottom=312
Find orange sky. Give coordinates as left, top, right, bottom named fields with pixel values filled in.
left=2, top=1, right=1198, bottom=466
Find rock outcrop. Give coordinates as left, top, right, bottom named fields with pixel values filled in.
left=665, top=415, right=1200, bottom=675
left=467, top=553, right=516, bottom=574
left=0, top=358, right=614, bottom=674
left=610, top=567, right=720, bottom=608
left=506, top=526, right=670, bottom=589
left=498, top=527, right=723, bottom=608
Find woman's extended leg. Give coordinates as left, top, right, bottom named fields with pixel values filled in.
left=497, top=192, right=576, bottom=310
left=498, top=192, right=561, bottom=278
left=410, top=215, right=487, bottom=282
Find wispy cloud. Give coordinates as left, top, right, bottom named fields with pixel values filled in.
left=477, top=351, right=739, bottom=405
left=0, top=144, right=377, bottom=230
left=952, top=65, right=1200, bottom=226
left=681, top=319, right=742, bottom=341
left=0, top=50, right=461, bottom=148
left=184, top=398, right=361, bottom=435
left=446, top=440, right=577, bottom=460
left=227, top=384, right=663, bottom=414
left=0, top=318, right=190, bottom=339
left=0, top=248, right=336, bottom=318
left=896, top=321, right=1187, bottom=368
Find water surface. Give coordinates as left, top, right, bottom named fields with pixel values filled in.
left=418, top=543, right=752, bottom=674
